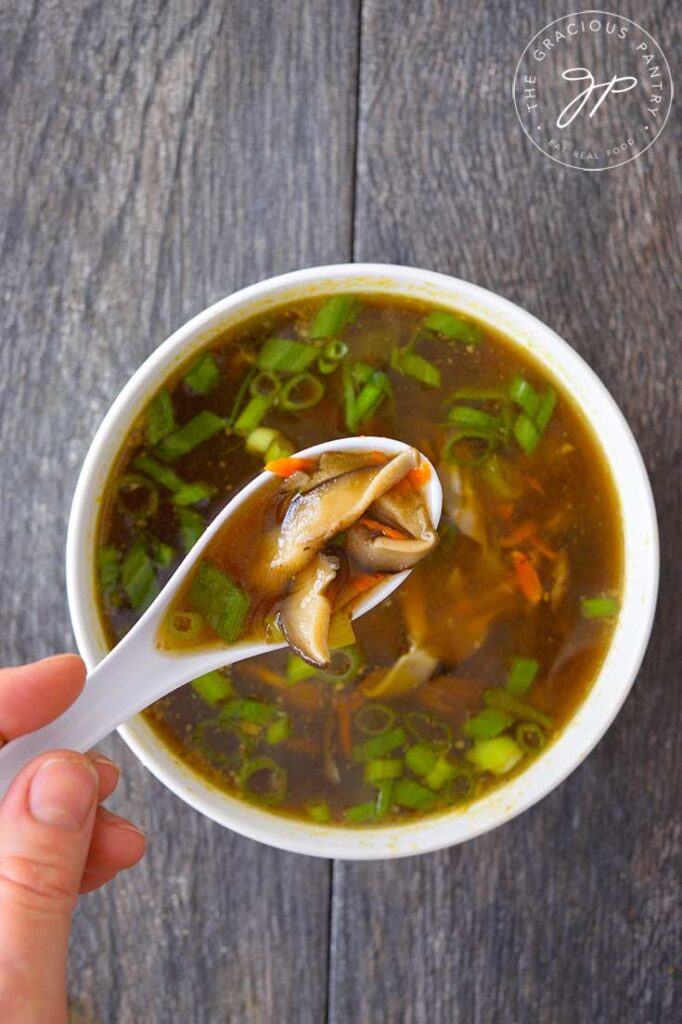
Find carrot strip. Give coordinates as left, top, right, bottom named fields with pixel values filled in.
left=359, top=517, right=408, bottom=540
left=245, top=664, right=288, bottom=687
left=500, top=520, right=537, bottom=548
left=346, top=688, right=366, bottom=713
left=511, top=550, right=544, bottom=604
left=368, top=450, right=389, bottom=464
left=529, top=535, right=558, bottom=561
left=265, top=457, right=315, bottom=477
left=524, top=474, right=546, bottom=496
left=284, top=737, right=321, bottom=755
left=496, top=503, right=515, bottom=520
left=347, top=572, right=383, bottom=597
left=406, top=464, right=431, bottom=489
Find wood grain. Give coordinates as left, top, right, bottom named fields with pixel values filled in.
left=331, top=2, right=681, bottom=1023
left=0, top=1, right=359, bottom=1021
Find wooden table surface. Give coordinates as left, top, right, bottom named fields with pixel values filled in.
left=1, top=2, right=679, bottom=1021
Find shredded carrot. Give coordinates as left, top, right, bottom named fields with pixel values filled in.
left=500, top=520, right=537, bottom=548
left=388, top=477, right=412, bottom=497
left=245, top=664, right=288, bottom=688
left=496, top=503, right=515, bottom=520
left=511, top=550, right=544, bottom=604
left=529, top=535, right=558, bottom=561
left=368, top=450, right=389, bottom=464
left=337, top=699, right=352, bottom=756
left=524, top=474, right=546, bottom=496
left=265, top=456, right=315, bottom=477
left=406, top=464, right=431, bottom=489
left=346, top=688, right=365, bottom=713
left=346, top=572, right=383, bottom=597
left=359, top=517, right=408, bottom=541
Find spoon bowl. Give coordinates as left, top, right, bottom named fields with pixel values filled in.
left=0, top=437, right=441, bottom=800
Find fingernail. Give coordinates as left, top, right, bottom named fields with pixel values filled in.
left=29, top=757, right=98, bottom=829
left=89, top=753, right=121, bottom=781
left=98, top=806, right=146, bottom=837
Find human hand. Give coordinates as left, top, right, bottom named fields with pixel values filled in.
left=0, top=654, right=146, bottom=1024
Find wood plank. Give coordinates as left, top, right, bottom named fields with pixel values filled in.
left=0, top=1, right=360, bottom=1021
left=331, top=1, right=681, bottom=1022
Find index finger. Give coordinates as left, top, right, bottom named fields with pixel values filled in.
left=0, top=655, right=86, bottom=745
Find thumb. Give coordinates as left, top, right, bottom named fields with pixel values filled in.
left=0, top=750, right=98, bottom=1017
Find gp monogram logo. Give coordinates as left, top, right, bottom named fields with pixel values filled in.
left=512, top=11, right=673, bottom=170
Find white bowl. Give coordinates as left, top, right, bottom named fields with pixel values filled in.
left=66, top=264, right=658, bottom=860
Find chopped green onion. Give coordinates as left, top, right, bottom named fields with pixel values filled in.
left=245, top=426, right=280, bottom=455
left=121, top=542, right=159, bottom=613
left=447, top=386, right=507, bottom=402
left=227, top=366, right=257, bottom=426
left=193, top=720, right=250, bottom=766
left=318, top=356, right=339, bottom=375
left=168, top=610, right=205, bottom=641
left=393, top=777, right=439, bottom=810
left=249, top=371, right=281, bottom=399
left=286, top=654, right=319, bottom=684
left=405, top=743, right=438, bottom=777
left=177, top=507, right=204, bottom=553
left=513, top=413, right=541, bottom=454
left=462, top=708, right=514, bottom=740
left=191, top=670, right=234, bottom=705
left=352, top=726, right=407, bottom=763
left=171, top=481, right=216, bottom=507
left=152, top=539, right=175, bottom=567
left=239, top=756, right=287, bottom=805
left=257, top=337, right=317, bottom=373
left=506, top=657, right=539, bottom=696
left=363, top=758, right=403, bottom=783
left=345, top=800, right=376, bottom=824
left=443, top=430, right=497, bottom=467
left=189, top=562, right=250, bottom=645
left=266, top=716, right=292, bottom=745
left=98, top=546, right=120, bottom=596
left=353, top=370, right=392, bottom=427
left=442, top=767, right=475, bottom=804
left=484, top=689, right=552, bottom=729
left=221, top=698, right=276, bottom=725
left=424, top=309, right=482, bottom=345
left=234, top=393, right=273, bottom=435
left=581, top=596, right=619, bottom=619
left=480, top=455, right=523, bottom=501
left=466, top=736, right=523, bottom=775
left=425, top=755, right=462, bottom=791
left=158, top=411, right=227, bottom=461
left=306, top=801, right=332, bottom=823
left=322, top=339, right=349, bottom=361
left=132, top=454, right=185, bottom=493
left=515, top=721, right=547, bottom=754
left=146, top=390, right=176, bottom=445
left=319, top=645, right=364, bottom=685
left=265, top=435, right=295, bottom=461
left=447, top=406, right=503, bottom=432
left=115, top=474, right=159, bottom=521
left=404, top=711, right=452, bottom=749
left=279, top=373, right=325, bottom=411
left=183, top=353, right=221, bottom=395
left=536, top=388, right=556, bottom=430
left=310, top=295, right=360, bottom=339
left=508, top=376, right=541, bottom=418
left=374, top=780, right=394, bottom=819
left=354, top=703, right=396, bottom=736
left=391, top=347, right=442, bottom=388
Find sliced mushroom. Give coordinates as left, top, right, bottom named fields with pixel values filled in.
left=278, top=553, right=340, bottom=667
left=441, top=464, right=487, bottom=547
left=274, top=449, right=418, bottom=576
left=347, top=483, right=438, bottom=572
left=346, top=524, right=436, bottom=573
left=362, top=643, right=439, bottom=699
left=550, top=548, right=570, bottom=609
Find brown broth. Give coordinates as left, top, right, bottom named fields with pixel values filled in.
left=95, top=294, right=623, bottom=825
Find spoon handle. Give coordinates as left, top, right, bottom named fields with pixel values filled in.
left=0, top=626, right=203, bottom=801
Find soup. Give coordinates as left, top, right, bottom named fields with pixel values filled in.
left=96, top=294, right=622, bottom=824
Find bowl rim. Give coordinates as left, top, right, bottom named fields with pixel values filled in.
left=66, top=262, right=659, bottom=860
